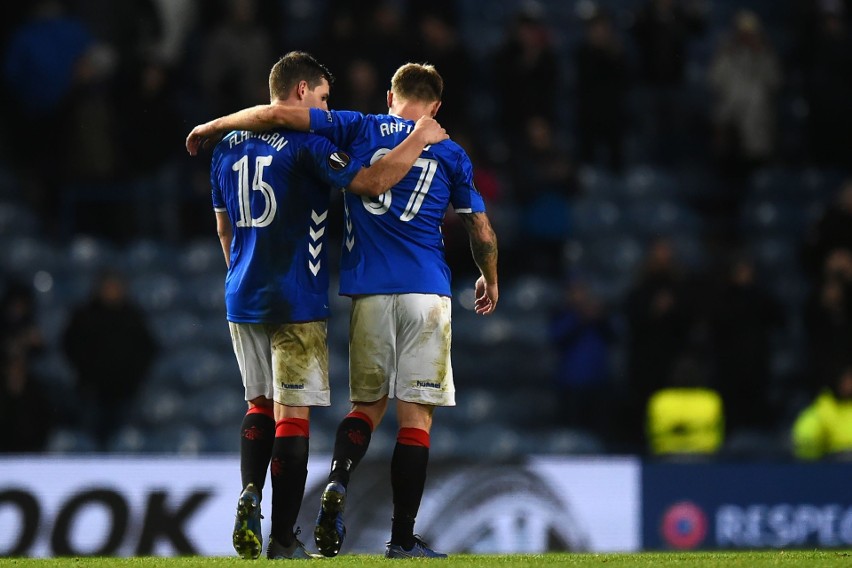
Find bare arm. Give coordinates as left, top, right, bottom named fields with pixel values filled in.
left=458, top=212, right=499, bottom=315
left=186, top=104, right=311, bottom=155
left=347, top=116, right=447, bottom=197
left=216, top=211, right=233, bottom=269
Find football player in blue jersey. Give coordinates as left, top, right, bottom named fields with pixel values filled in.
left=203, top=52, right=448, bottom=560
left=188, top=62, right=499, bottom=559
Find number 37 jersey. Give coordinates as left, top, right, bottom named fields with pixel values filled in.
left=309, top=109, right=486, bottom=297
left=210, top=128, right=363, bottom=323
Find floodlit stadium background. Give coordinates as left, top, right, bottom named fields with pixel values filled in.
left=2, top=0, right=851, bottom=557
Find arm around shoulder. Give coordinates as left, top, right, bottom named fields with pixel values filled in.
left=347, top=116, right=448, bottom=197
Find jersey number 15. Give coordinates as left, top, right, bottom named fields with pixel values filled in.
left=232, top=155, right=277, bottom=228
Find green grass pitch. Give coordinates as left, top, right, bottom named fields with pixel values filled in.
left=1, top=551, right=851, bottom=568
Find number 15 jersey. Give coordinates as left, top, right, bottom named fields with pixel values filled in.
left=309, top=109, right=486, bottom=297
left=210, top=128, right=363, bottom=323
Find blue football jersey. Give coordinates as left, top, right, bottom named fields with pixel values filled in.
left=211, top=129, right=363, bottom=323
left=309, top=109, right=486, bottom=296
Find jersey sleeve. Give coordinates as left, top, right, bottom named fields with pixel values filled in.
left=210, top=144, right=226, bottom=212
left=449, top=148, right=486, bottom=214
left=300, top=135, right=365, bottom=189
left=308, top=108, right=365, bottom=149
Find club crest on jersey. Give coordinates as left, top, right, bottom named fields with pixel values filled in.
left=328, top=151, right=350, bottom=170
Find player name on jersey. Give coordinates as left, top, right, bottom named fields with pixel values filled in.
left=228, top=130, right=288, bottom=152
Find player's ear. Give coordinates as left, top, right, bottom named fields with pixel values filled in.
left=429, top=100, right=442, bottom=118
left=297, top=80, right=309, bottom=100
left=386, top=90, right=393, bottom=109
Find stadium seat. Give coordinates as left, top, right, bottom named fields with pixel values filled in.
left=149, top=310, right=204, bottom=350
left=129, top=271, right=181, bottom=312
left=624, top=198, right=700, bottom=238
left=179, top=239, right=225, bottom=275
left=5, top=236, right=64, bottom=278
left=45, top=428, right=99, bottom=454
left=66, top=236, right=118, bottom=274
left=570, top=198, right=623, bottom=239
left=120, top=239, right=177, bottom=274
left=0, top=200, right=40, bottom=237
left=624, top=166, right=678, bottom=200
left=188, top=386, right=248, bottom=427
left=578, top=166, right=625, bottom=200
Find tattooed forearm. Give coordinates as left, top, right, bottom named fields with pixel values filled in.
left=459, top=212, right=498, bottom=283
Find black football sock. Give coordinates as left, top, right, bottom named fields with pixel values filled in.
left=328, top=412, right=373, bottom=487
left=390, top=427, right=430, bottom=549
left=240, top=408, right=275, bottom=497
left=270, top=418, right=310, bottom=546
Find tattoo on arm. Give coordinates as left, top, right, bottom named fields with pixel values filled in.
left=459, top=212, right=498, bottom=281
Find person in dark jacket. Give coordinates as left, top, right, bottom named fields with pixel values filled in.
left=62, top=270, right=158, bottom=449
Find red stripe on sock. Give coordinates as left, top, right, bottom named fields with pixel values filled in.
left=276, top=417, right=310, bottom=438
left=347, top=411, right=375, bottom=432
left=397, top=427, right=430, bottom=448
left=247, top=405, right=274, bottom=419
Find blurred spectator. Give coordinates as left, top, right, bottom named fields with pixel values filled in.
left=623, top=238, right=698, bottom=449
left=803, top=249, right=852, bottom=394
left=0, top=279, right=44, bottom=360
left=62, top=270, right=158, bottom=450
left=2, top=0, right=116, bottom=227
left=792, top=354, right=852, bottom=460
left=801, top=178, right=852, bottom=280
left=335, top=58, right=384, bottom=114
left=0, top=343, right=52, bottom=453
left=646, top=354, right=724, bottom=457
left=797, top=1, right=852, bottom=166
left=510, top=115, right=577, bottom=276
left=493, top=2, right=559, bottom=148
left=708, top=10, right=782, bottom=179
left=198, top=0, right=275, bottom=119
left=114, top=53, right=183, bottom=241
left=408, top=11, right=472, bottom=132
left=631, top=0, right=706, bottom=164
left=548, top=277, right=616, bottom=435
left=0, top=280, right=51, bottom=452
left=707, top=253, right=784, bottom=433
left=575, top=11, right=630, bottom=173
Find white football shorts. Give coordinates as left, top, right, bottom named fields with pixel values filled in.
left=228, top=320, right=330, bottom=407
left=348, top=294, right=455, bottom=406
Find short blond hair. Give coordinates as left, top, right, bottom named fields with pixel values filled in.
left=390, top=63, right=443, bottom=103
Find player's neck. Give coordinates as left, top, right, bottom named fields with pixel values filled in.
left=390, top=103, right=430, bottom=122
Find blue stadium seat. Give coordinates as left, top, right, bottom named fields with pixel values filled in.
left=585, top=235, right=644, bottom=277
left=149, top=310, right=204, bottom=349
left=108, top=425, right=148, bottom=454
left=461, top=424, right=522, bottom=460
left=144, top=423, right=206, bottom=455
left=578, top=166, right=625, bottom=200
left=740, top=199, right=806, bottom=236
left=179, top=239, right=225, bottom=275
left=130, top=271, right=181, bottom=312
left=0, top=201, right=40, bottom=237
left=188, top=386, right=248, bottom=427
left=45, top=428, right=99, bottom=454
left=528, top=428, right=606, bottom=455
left=624, top=198, right=700, bottom=238
left=5, top=236, right=64, bottom=277
left=182, top=273, right=226, bottom=313
left=66, top=236, right=118, bottom=274
left=120, top=239, right=177, bottom=274
left=624, top=166, right=678, bottom=200
left=135, top=386, right=183, bottom=426
left=570, top=198, right=623, bottom=239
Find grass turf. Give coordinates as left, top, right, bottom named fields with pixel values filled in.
left=1, top=551, right=851, bottom=568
